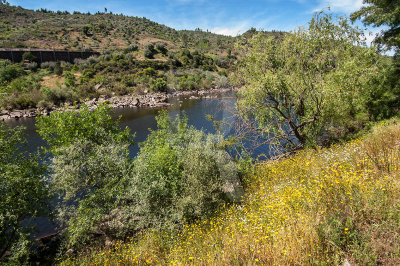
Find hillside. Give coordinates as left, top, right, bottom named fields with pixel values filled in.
left=0, top=4, right=286, bottom=113
left=66, top=120, right=400, bottom=265
left=0, top=4, right=236, bottom=54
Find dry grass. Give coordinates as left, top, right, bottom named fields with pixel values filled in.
left=41, top=75, right=65, bottom=88
left=62, top=120, right=400, bottom=265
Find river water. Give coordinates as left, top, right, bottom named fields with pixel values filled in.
left=4, top=95, right=240, bottom=239
left=4, top=95, right=238, bottom=156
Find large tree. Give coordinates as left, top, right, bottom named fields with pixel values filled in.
left=236, top=13, right=389, bottom=154
left=351, top=0, right=400, bottom=54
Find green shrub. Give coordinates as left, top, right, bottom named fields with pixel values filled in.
left=63, top=71, right=75, bottom=87
left=0, top=123, right=50, bottom=264
left=21, top=51, right=37, bottom=63
left=178, top=75, right=200, bottom=90
left=6, top=75, right=41, bottom=93
left=54, top=62, right=63, bottom=76
left=40, top=86, right=76, bottom=105
left=155, top=42, right=167, bottom=55
left=1, top=90, right=42, bottom=109
left=144, top=43, right=156, bottom=59
left=150, top=77, right=167, bottom=92
left=124, top=44, right=138, bottom=53
left=119, top=112, right=240, bottom=231
left=36, top=105, right=134, bottom=249
left=0, top=61, right=25, bottom=83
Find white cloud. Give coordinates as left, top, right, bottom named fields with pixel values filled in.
left=364, top=28, right=380, bottom=46
left=316, top=0, right=363, bottom=13
left=210, top=25, right=248, bottom=36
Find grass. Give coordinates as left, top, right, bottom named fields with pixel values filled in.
left=62, top=120, right=400, bottom=265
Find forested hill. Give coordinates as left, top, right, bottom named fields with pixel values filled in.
left=0, top=4, right=251, bottom=54
left=0, top=3, right=285, bottom=112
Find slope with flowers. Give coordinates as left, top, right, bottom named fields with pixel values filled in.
left=64, top=120, right=400, bottom=265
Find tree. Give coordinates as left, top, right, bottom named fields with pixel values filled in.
left=144, top=43, right=156, bottom=59
left=82, top=25, right=91, bottom=36
left=236, top=13, right=388, bottom=154
left=22, top=51, right=37, bottom=63
left=37, top=104, right=134, bottom=249
left=351, top=0, right=400, bottom=53
left=0, top=123, right=50, bottom=263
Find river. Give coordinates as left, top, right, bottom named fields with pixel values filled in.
left=4, top=95, right=238, bottom=156
left=4, top=95, right=241, bottom=239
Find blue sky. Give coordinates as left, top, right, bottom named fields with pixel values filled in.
left=7, top=0, right=375, bottom=36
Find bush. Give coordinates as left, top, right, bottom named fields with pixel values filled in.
left=6, top=75, right=41, bottom=93
left=155, top=43, right=168, bottom=55
left=36, top=104, right=134, bottom=249
left=53, top=62, right=63, bottom=76
left=40, top=61, right=57, bottom=71
left=0, top=123, right=50, bottom=264
left=0, top=61, right=25, bottom=83
left=144, top=43, right=156, bottom=59
left=119, top=112, right=240, bottom=231
left=21, top=51, right=37, bottom=63
left=178, top=75, right=200, bottom=90
left=150, top=77, right=167, bottom=92
left=124, top=44, right=138, bottom=53
left=40, top=86, right=76, bottom=105
left=63, top=71, right=75, bottom=87
left=236, top=12, right=389, bottom=151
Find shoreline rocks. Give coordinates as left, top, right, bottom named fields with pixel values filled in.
left=0, top=87, right=237, bottom=121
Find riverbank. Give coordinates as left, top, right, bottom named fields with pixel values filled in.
left=67, top=120, right=400, bottom=265
left=0, top=87, right=236, bottom=121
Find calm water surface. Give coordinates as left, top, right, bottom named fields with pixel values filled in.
left=5, top=95, right=237, bottom=156
left=5, top=96, right=238, bottom=238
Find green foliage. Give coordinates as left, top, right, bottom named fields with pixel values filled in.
left=0, top=123, right=50, bottom=263
left=351, top=0, right=400, bottom=53
left=124, top=43, right=138, bottom=53
left=54, top=62, right=63, bottom=76
left=0, top=72, right=43, bottom=109
left=5, top=74, right=41, bottom=93
left=37, top=103, right=133, bottom=152
left=155, top=42, right=168, bottom=55
left=150, top=77, right=167, bottom=92
left=63, top=71, right=75, bottom=87
left=119, top=112, right=240, bottom=231
left=50, top=139, right=132, bottom=249
left=82, top=25, right=91, bottom=36
left=36, top=107, right=239, bottom=250
left=144, top=43, right=156, bottom=59
left=21, top=51, right=37, bottom=63
left=36, top=104, right=134, bottom=249
left=177, top=74, right=200, bottom=90
left=0, top=60, right=25, bottom=84
left=40, top=85, right=76, bottom=105
left=236, top=12, right=389, bottom=153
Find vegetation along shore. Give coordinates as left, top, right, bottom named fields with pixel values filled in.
left=1, top=0, right=400, bottom=264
